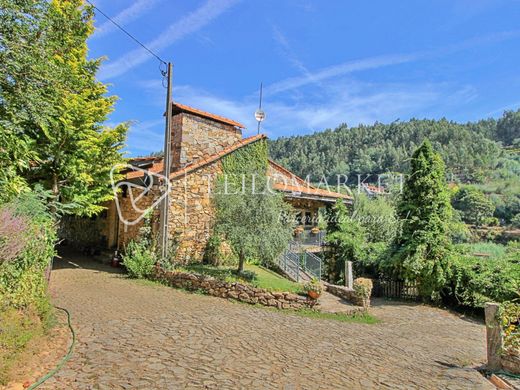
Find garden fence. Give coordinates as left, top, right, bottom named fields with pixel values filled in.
left=372, top=277, right=419, bottom=300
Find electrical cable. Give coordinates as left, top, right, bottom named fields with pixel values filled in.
left=26, top=306, right=76, bottom=389
left=84, top=0, right=167, bottom=66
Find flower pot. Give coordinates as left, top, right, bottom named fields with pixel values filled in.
left=308, top=290, right=320, bottom=300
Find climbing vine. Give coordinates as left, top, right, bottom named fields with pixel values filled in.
left=220, top=139, right=268, bottom=176
left=499, top=301, right=520, bottom=355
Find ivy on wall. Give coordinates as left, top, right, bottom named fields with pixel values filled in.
left=220, top=139, right=268, bottom=177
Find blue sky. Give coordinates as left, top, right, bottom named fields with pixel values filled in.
left=88, top=0, right=520, bottom=156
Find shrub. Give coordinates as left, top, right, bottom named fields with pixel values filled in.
left=0, top=191, right=56, bottom=311
left=499, top=302, right=520, bottom=356
left=445, top=252, right=520, bottom=308
left=0, top=191, right=56, bottom=384
left=202, top=233, right=222, bottom=266
left=0, top=209, right=30, bottom=263
left=122, top=240, right=157, bottom=279
left=512, top=213, right=520, bottom=228
left=353, top=278, right=373, bottom=309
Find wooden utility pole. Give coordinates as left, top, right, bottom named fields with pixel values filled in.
left=159, top=62, right=173, bottom=259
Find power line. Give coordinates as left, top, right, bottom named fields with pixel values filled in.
left=84, top=0, right=167, bottom=67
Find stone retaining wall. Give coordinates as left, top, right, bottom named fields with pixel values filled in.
left=153, top=268, right=314, bottom=310
left=502, top=354, right=520, bottom=375
left=324, top=282, right=368, bottom=307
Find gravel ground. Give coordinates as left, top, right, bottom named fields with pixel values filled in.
left=42, top=252, right=494, bottom=390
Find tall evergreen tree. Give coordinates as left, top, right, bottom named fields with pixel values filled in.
left=389, top=140, right=453, bottom=299
left=0, top=0, right=128, bottom=215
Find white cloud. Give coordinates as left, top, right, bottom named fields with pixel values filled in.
left=99, top=0, right=240, bottom=80
left=265, top=53, right=420, bottom=96
left=91, top=0, right=161, bottom=39
left=127, top=119, right=166, bottom=154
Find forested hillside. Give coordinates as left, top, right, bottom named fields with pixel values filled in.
left=269, top=110, right=520, bottom=182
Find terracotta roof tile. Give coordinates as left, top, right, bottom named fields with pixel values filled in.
left=173, top=102, right=245, bottom=129
left=268, top=160, right=309, bottom=187
left=273, top=183, right=353, bottom=200
left=123, top=134, right=351, bottom=201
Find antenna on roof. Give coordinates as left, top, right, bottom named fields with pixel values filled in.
left=254, top=82, right=265, bottom=134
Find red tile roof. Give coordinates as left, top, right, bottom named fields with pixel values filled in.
left=124, top=135, right=351, bottom=201
left=273, top=183, right=353, bottom=201
left=173, top=102, right=245, bottom=129
left=268, top=160, right=309, bottom=187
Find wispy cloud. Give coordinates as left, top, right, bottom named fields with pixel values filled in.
left=99, top=0, right=240, bottom=80
left=265, top=29, right=520, bottom=97
left=265, top=53, right=420, bottom=96
left=127, top=119, right=166, bottom=153
left=485, top=101, right=520, bottom=117
left=91, top=0, right=161, bottom=39
left=272, top=26, right=310, bottom=76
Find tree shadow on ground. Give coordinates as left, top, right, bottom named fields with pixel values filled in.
left=52, top=246, right=123, bottom=276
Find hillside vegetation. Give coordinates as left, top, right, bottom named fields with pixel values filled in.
left=269, top=110, right=519, bottom=181
left=269, top=110, right=520, bottom=224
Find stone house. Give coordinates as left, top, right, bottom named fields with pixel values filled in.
left=61, top=103, right=351, bottom=262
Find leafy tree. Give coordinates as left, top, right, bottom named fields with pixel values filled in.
left=214, top=176, right=293, bottom=273
left=352, top=193, right=398, bottom=244
left=324, top=200, right=366, bottom=282
left=0, top=0, right=128, bottom=215
left=388, top=140, right=453, bottom=300
left=0, top=0, right=48, bottom=200
left=496, top=109, right=520, bottom=146
left=452, top=187, right=495, bottom=226
left=214, top=140, right=293, bottom=273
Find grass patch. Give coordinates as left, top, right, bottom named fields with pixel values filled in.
left=178, top=263, right=304, bottom=294
left=290, top=309, right=380, bottom=324
left=457, top=242, right=507, bottom=258
left=234, top=301, right=379, bottom=324
left=0, top=305, right=52, bottom=385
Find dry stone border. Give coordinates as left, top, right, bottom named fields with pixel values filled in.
left=152, top=267, right=313, bottom=310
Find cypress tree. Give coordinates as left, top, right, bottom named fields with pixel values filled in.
left=390, top=140, right=453, bottom=299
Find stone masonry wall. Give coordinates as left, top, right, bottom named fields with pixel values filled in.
left=171, top=112, right=242, bottom=170
left=324, top=282, right=368, bottom=307
left=153, top=267, right=313, bottom=309
left=168, top=162, right=221, bottom=263
left=116, top=186, right=158, bottom=249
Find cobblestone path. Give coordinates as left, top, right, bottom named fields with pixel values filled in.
left=43, top=253, right=493, bottom=389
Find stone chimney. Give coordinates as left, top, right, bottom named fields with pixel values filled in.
left=170, top=103, right=244, bottom=170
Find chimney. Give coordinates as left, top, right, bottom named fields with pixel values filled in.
left=170, top=103, right=244, bottom=170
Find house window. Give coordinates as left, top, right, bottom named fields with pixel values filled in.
left=304, top=211, right=312, bottom=226
left=295, top=212, right=302, bottom=225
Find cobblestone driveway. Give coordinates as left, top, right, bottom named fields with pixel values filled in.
left=43, top=253, right=493, bottom=390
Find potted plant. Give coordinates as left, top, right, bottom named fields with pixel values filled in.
left=294, top=225, right=304, bottom=235
left=304, top=278, right=323, bottom=300
left=310, top=226, right=320, bottom=234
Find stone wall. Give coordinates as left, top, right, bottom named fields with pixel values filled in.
left=153, top=267, right=313, bottom=309
left=502, top=355, right=520, bottom=375
left=59, top=215, right=108, bottom=249
left=116, top=186, right=159, bottom=249
left=59, top=201, right=118, bottom=250
left=171, top=112, right=242, bottom=170
left=324, top=282, right=369, bottom=307
left=168, top=162, right=221, bottom=263
left=485, top=302, right=520, bottom=375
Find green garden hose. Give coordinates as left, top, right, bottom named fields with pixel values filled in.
left=27, top=306, right=75, bottom=389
